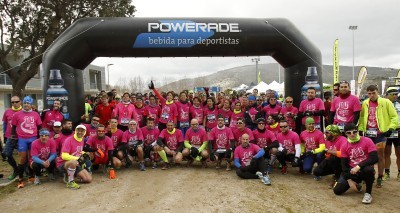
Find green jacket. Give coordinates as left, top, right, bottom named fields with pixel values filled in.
left=358, top=97, right=398, bottom=132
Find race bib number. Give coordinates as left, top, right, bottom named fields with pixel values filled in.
left=180, top=122, right=189, bottom=128
left=121, top=118, right=130, bottom=124
left=216, top=149, right=227, bottom=153
left=315, top=123, right=321, bottom=130
left=366, top=128, right=378, bottom=138
left=161, top=113, right=169, bottom=120
left=388, top=131, right=399, bottom=139
left=207, top=114, right=216, bottom=121
left=224, top=117, right=229, bottom=125
left=245, top=159, right=251, bottom=166
left=128, top=140, right=138, bottom=146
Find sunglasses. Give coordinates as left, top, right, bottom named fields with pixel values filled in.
left=280, top=126, right=288, bottom=128
left=286, top=101, right=293, bottom=103
left=258, top=123, right=265, bottom=125
left=345, top=130, right=358, bottom=135
left=11, top=101, right=20, bottom=104
left=97, top=130, right=106, bottom=133
left=92, top=119, right=100, bottom=122
left=237, top=122, right=244, bottom=125
left=129, top=123, right=137, bottom=125
left=333, top=89, right=339, bottom=91
left=389, top=93, right=398, bottom=96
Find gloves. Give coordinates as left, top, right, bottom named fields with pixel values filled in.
left=190, top=147, right=199, bottom=159
left=292, top=157, right=300, bottom=167
left=204, top=87, right=209, bottom=92
left=109, top=169, right=116, bottom=179
left=95, top=149, right=105, bottom=158
left=209, top=152, right=216, bottom=161
left=278, top=114, right=284, bottom=120
left=304, top=111, right=313, bottom=117
left=77, top=155, right=85, bottom=166
left=148, top=81, right=155, bottom=89
left=304, top=150, right=314, bottom=156
left=382, top=128, right=395, bottom=137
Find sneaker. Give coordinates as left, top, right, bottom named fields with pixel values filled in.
left=17, top=180, right=25, bottom=189
left=281, top=165, right=287, bottom=174
left=34, top=176, right=41, bottom=185
left=256, top=171, right=263, bottom=179
left=140, top=162, right=146, bottom=171
left=314, top=176, right=322, bottom=181
left=152, top=162, right=158, bottom=169
left=161, top=163, right=170, bottom=170
left=8, top=172, right=17, bottom=180
left=362, top=193, right=372, bottom=204
left=376, top=177, right=383, bottom=188
left=261, top=175, right=272, bottom=185
left=383, top=172, right=390, bottom=181
left=28, top=177, right=35, bottom=183
left=66, top=181, right=80, bottom=190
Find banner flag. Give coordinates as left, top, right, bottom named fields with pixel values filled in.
left=333, top=39, right=339, bottom=84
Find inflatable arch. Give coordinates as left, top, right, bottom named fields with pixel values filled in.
left=42, top=17, right=322, bottom=124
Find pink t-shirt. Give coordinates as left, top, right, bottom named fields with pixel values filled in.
left=135, top=106, right=146, bottom=127
left=159, top=128, right=184, bottom=150
left=84, top=124, right=98, bottom=138
left=325, top=135, right=346, bottom=151
left=11, top=110, right=42, bottom=138
left=141, top=127, right=160, bottom=146
left=263, top=105, right=282, bottom=117
left=110, top=129, right=124, bottom=148
left=253, top=129, right=277, bottom=148
left=176, top=102, right=191, bottom=123
left=266, top=124, right=281, bottom=137
left=341, top=136, right=377, bottom=167
left=57, top=136, right=85, bottom=167
left=218, top=108, right=232, bottom=126
left=86, top=136, right=114, bottom=157
left=209, top=126, right=234, bottom=150
left=185, top=127, right=208, bottom=147
left=144, top=105, right=161, bottom=125
left=229, top=111, right=244, bottom=129
left=159, top=102, right=178, bottom=124
left=122, top=128, right=144, bottom=146
left=113, top=102, right=138, bottom=126
left=30, top=138, right=56, bottom=161
left=280, top=106, right=299, bottom=130
left=53, top=132, right=73, bottom=154
left=277, top=131, right=301, bottom=154
left=233, top=127, right=254, bottom=146
left=190, top=105, right=204, bottom=123
left=42, top=109, right=64, bottom=130
left=203, top=107, right=218, bottom=129
left=300, top=130, right=325, bottom=151
left=2, top=108, right=21, bottom=138
left=299, top=98, right=325, bottom=125
left=234, top=143, right=261, bottom=167
left=330, top=95, right=361, bottom=124
left=367, top=101, right=378, bottom=130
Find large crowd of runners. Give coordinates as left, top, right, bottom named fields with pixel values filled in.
left=1, top=80, right=400, bottom=204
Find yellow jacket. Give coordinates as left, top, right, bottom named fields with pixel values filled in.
left=358, top=97, right=398, bottom=132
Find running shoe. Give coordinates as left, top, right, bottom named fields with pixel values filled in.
left=281, top=165, right=287, bottom=174
left=314, top=176, right=322, bottom=181
left=256, top=171, right=263, bottom=179
left=8, top=172, right=17, bottom=180
left=376, top=177, right=383, bottom=188
left=17, top=180, right=25, bottom=189
left=34, top=176, right=41, bottom=185
left=152, top=162, right=158, bottom=169
left=139, top=162, right=146, bottom=171
left=161, top=163, right=170, bottom=170
left=66, top=181, right=80, bottom=190
left=262, top=175, right=271, bottom=185
left=383, top=172, right=390, bottom=181
left=362, top=193, right=372, bottom=204
left=28, top=177, right=35, bottom=183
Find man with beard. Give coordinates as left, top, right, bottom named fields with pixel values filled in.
left=208, top=116, right=235, bottom=170
left=299, top=87, right=325, bottom=131
left=182, top=119, right=209, bottom=167
left=84, top=114, right=101, bottom=138
left=41, top=100, right=64, bottom=132
left=52, top=120, right=74, bottom=155
left=328, top=81, right=361, bottom=131
left=233, top=118, right=255, bottom=147
left=121, top=120, right=145, bottom=171
left=156, top=120, right=184, bottom=169
left=234, top=134, right=271, bottom=185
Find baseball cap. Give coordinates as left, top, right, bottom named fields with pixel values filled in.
left=386, top=87, right=399, bottom=94
left=305, top=117, right=315, bottom=125
left=53, top=121, right=62, bottom=127
left=23, top=96, right=33, bottom=104
left=115, top=95, right=121, bottom=99
left=76, top=124, right=86, bottom=131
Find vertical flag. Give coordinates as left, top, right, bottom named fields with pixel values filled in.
left=258, top=70, right=261, bottom=83
left=381, top=80, right=386, bottom=95
left=356, top=66, right=368, bottom=97
left=333, top=39, right=339, bottom=84
left=395, top=69, right=400, bottom=85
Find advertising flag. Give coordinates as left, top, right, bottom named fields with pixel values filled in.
left=333, top=39, right=339, bottom=84
left=258, top=70, right=261, bottom=83
left=356, top=66, right=368, bottom=97
left=395, top=69, right=400, bottom=85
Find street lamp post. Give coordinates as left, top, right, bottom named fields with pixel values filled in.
left=349, top=26, right=357, bottom=80
left=106, top=64, right=114, bottom=87
left=251, top=57, right=260, bottom=84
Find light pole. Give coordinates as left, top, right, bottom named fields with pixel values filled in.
left=251, top=57, right=260, bottom=84
left=349, top=26, right=357, bottom=80
left=106, top=64, right=114, bottom=87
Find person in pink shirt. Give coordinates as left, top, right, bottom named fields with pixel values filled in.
left=333, top=123, right=378, bottom=204
left=176, top=91, right=191, bottom=136
left=182, top=119, right=209, bottom=167
left=276, top=120, right=302, bottom=174
left=328, top=81, right=361, bottom=131
left=244, top=95, right=263, bottom=130
left=30, top=129, right=57, bottom=185
left=11, top=96, right=42, bottom=189
left=141, top=118, right=163, bottom=169
left=149, top=81, right=178, bottom=131
left=263, top=96, right=282, bottom=118
left=313, top=125, right=347, bottom=188
left=112, top=92, right=138, bottom=131
left=299, top=87, right=325, bottom=130
left=84, top=114, right=100, bottom=139
left=143, top=95, right=162, bottom=128
left=232, top=118, right=255, bottom=147
left=156, top=121, right=184, bottom=169
left=208, top=116, right=235, bottom=170
left=121, top=119, right=145, bottom=171
left=230, top=102, right=244, bottom=129
left=266, top=115, right=281, bottom=136
left=218, top=99, right=232, bottom=127
left=189, top=97, right=204, bottom=127
left=300, top=117, right=326, bottom=179
left=58, top=125, right=93, bottom=189
left=134, top=96, right=146, bottom=128
left=52, top=120, right=73, bottom=154
left=41, top=100, right=64, bottom=132
left=86, top=124, right=117, bottom=179
left=234, top=134, right=271, bottom=185
left=280, top=96, right=298, bottom=131
left=203, top=97, right=218, bottom=132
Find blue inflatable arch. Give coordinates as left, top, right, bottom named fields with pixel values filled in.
left=42, top=17, right=322, bottom=124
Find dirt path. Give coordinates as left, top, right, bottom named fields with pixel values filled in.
left=1, top=156, right=400, bottom=213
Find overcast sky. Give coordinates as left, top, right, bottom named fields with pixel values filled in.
left=92, top=0, right=400, bottom=86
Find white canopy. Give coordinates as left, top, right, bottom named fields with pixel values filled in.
left=233, top=84, right=249, bottom=91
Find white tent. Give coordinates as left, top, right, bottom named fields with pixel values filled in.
left=233, top=84, right=249, bottom=91
left=246, top=81, right=269, bottom=93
